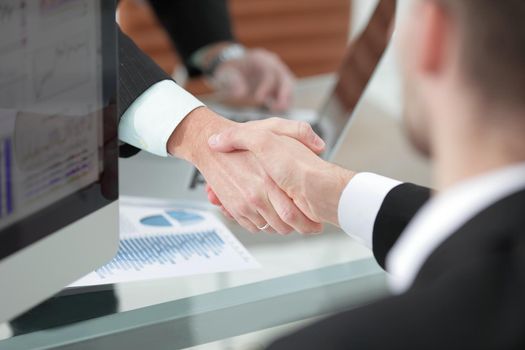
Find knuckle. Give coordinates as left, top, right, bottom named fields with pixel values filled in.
left=280, top=206, right=297, bottom=223
left=252, top=135, right=268, bottom=153
left=280, top=227, right=294, bottom=235
left=266, top=118, right=282, bottom=131
left=246, top=191, right=264, bottom=208
left=301, top=225, right=317, bottom=235
left=237, top=203, right=251, bottom=217
left=220, top=128, right=234, bottom=141
left=298, top=121, right=313, bottom=140
left=263, top=174, right=274, bottom=187
left=252, top=130, right=273, bottom=154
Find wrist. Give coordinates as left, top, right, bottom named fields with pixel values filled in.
left=320, top=164, right=355, bottom=226
left=167, top=107, right=236, bottom=165
left=192, top=42, right=245, bottom=75
left=204, top=43, right=246, bottom=76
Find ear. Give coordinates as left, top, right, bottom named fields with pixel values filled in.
left=414, top=0, right=450, bottom=75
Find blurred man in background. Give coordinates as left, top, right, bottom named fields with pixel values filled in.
left=120, top=0, right=294, bottom=111
left=207, top=0, right=525, bottom=348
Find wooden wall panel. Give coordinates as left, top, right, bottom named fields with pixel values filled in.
left=119, top=0, right=351, bottom=95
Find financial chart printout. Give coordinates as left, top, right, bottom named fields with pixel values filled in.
left=70, top=197, right=260, bottom=287
left=0, top=0, right=103, bottom=230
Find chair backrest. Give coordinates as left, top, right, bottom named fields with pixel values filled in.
left=118, top=0, right=352, bottom=94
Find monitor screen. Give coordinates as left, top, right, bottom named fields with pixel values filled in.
left=0, top=0, right=118, bottom=260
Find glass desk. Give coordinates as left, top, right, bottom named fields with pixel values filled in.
left=0, top=75, right=429, bottom=349
left=0, top=221, right=388, bottom=349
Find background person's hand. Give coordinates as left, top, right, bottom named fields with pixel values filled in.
left=210, top=48, right=295, bottom=112
left=207, top=118, right=356, bottom=226
left=168, top=110, right=323, bottom=234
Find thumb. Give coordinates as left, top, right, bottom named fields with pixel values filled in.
left=259, top=118, right=325, bottom=155
left=208, top=127, right=254, bottom=153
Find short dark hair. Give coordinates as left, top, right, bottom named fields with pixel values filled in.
left=434, top=0, right=525, bottom=107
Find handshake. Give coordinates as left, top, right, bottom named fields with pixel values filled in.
left=184, top=111, right=356, bottom=235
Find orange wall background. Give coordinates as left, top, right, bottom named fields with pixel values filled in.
left=119, top=0, right=351, bottom=94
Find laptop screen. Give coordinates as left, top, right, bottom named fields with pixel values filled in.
left=316, top=0, right=397, bottom=160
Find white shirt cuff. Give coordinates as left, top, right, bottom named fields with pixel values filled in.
left=337, top=173, right=401, bottom=249
left=118, top=80, right=205, bottom=157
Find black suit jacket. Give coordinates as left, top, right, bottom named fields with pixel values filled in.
left=269, top=183, right=525, bottom=349
left=117, top=0, right=233, bottom=156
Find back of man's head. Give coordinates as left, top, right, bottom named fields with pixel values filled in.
left=435, top=0, right=525, bottom=108
left=398, top=0, right=525, bottom=188
left=400, top=0, right=525, bottom=163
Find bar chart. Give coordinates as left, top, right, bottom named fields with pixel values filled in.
left=96, top=230, right=226, bottom=278
left=69, top=202, right=260, bottom=287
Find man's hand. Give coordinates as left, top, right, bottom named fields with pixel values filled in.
left=168, top=109, right=324, bottom=234
left=208, top=48, right=295, bottom=112
left=207, top=118, right=356, bottom=226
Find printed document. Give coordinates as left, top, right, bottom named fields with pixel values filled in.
left=70, top=197, right=260, bottom=287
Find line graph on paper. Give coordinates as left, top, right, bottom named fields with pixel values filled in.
left=0, top=1, right=16, bottom=22
left=0, top=0, right=24, bottom=49
left=38, top=0, right=88, bottom=27
left=32, top=34, right=90, bottom=101
left=0, top=48, right=25, bottom=108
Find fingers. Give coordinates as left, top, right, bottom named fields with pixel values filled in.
left=251, top=180, right=294, bottom=235
left=208, top=119, right=324, bottom=155
left=224, top=196, right=268, bottom=234
left=235, top=186, right=289, bottom=234
left=254, top=67, right=277, bottom=105
left=207, top=127, right=263, bottom=153
left=219, top=206, right=234, bottom=220
left=218, top=186, right=276, bottom=234
left=250, top=49, right=294, bottom=111
left=260, top=118, right=325, bottom=154
left=205, top=184, right=222, bottom=206
left=267, top=183, right=323, bottom=234
left=269, top=69, right=295, bottom=112
left=234, top=215, right=261, bottom=234
left=207, top=181, right=318, bottom=235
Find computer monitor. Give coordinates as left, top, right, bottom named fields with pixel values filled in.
left=0, top=0, right=119, bottom=322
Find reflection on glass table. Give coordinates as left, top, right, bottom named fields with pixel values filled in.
left=0, top=215, right=388, bottom=349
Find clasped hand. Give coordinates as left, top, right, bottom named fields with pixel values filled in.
left=205, top=118, right=355, bottom=233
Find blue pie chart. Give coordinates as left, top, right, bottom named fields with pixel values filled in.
left=140, top=215, right=171, bottom=227
left=139, top=210, right=205, bottom=227
left=166, top=210, right=204, bottom=225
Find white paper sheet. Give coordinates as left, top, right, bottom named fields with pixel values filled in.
left=69, top=197, right=260, bottom=287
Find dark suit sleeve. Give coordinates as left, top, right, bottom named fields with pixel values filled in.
left=117, top=27, right=173, bottom=157
left=147, top=0, right=235, bottom=76
left=118, top=27, right=172, bottom=119
left=372, top=183, right=431, bottom=268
